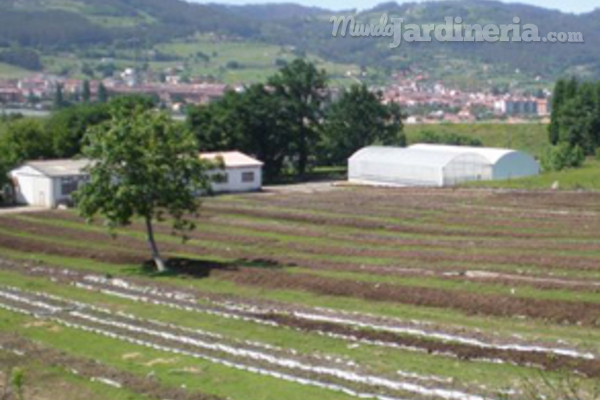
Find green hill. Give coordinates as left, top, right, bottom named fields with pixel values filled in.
left=1, top=0, right=599, bottom=86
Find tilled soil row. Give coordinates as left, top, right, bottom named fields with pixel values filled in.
left=13, top=212, right=600, bottom=276
left=1, top=257, right=594, bottom=364
left=261, top=314, right=600, bottom=378
left=2, top=222, right=600, bottom=316
left=239, top=195, right=600, bottom=235
left=210, top=215, right=600, bottom=255
left=204, top=204, right=600, bottom=250
left=0, top=286, right=489, bottom=400
left=1, top=227, right=599, bottom=328
left=215, top=269, right=600, bottom=327
left=0, top=231, right=144, bottom=265
left=0, top=334, right=222, bottom=400
left=255, top=188, right=600, bottom=215
left=207, top=194, right=600, bottom=235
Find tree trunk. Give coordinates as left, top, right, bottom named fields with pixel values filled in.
left=297, top=127, right=308, bottom=179
left=145, top=216, right=166, bottom=272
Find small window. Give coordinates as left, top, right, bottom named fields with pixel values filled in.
left=60, top=177, right=79, bottom=196
left=242, top=171, right=255, bottom=183
left=214, top=172, right=228, bottom=184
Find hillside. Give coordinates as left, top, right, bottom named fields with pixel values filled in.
left=1, top=0, right=600, bottom=86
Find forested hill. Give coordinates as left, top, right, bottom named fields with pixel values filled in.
left=1, top=0, right=600, bottom=82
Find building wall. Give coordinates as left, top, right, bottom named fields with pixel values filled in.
left=349, top=160, right=444, bottom=187
left=11, top=166, right=89, bottom=208
left=492, top=153, right=540, bottom=180
left=211, top=167, right=262, bottom=193
left=50, top=175, right=89, bottom=207
left=11, top=167, right=54, bottom=208
left=442, top=154, right=492, bottom=186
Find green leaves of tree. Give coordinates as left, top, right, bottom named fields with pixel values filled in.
left=74, top=106, right=214, bottom=269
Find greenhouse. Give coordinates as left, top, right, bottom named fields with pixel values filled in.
left=409, top=144, right=540, bottom=180
left=348, top=145, right=539, bottom=187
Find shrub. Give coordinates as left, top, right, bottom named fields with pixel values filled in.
left=416, top=130, right=483, bottom=147
left=541, top=143, right=585, bottom=172
left=225, top=60, right=241, bottom=69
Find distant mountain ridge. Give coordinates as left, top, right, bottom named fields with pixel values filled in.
left=1, top=0, right=599, bottom=83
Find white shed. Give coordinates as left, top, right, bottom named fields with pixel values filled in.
left=10, top=159, right=90, bottom=208
left=200, top=151, right=263, bottom=193
left=409, top=144, right=539, bottom=180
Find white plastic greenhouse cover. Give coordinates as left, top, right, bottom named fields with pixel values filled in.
left=409, top=144, right=539, bottom=180
left=348, top=146, right=492, bottom=187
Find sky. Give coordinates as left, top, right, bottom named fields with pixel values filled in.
left=193, top=0, right=599, bottom=14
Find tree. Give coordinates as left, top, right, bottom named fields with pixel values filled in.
left=0, top=119, right=52, bottom=167
left=268, top=59, right=328, bottom=178
left=319, top=84, right=405, bottom=165
left=107, top=95, right=155, bottom=115
left=0, top=154, right=11, bottom=191
left=45, top=102, right=110, bottom=158
left=97, top=83, right=109, bottom=103
left=82, top=80, right=91, bottom=103
left=74, top=107, right=214, bottom=272
left=557, top=83, right=598, bottom=154
left=548, top=79, right=565, bottom=145
left=187, top=85, right=292, bottom=181
left=541, top=143, right=585, bottom=172
left=53, top=84, right=64, bottom=110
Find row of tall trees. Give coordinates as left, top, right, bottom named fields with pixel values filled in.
left=187, top=59, right=406, bottom=181
left=0, top=96, right=153, bottom=188
left=549, top=78, right=600, bottom=155
left=545, top=78, right=600, bottom=171
left=2, top=60, right=405, bottom=188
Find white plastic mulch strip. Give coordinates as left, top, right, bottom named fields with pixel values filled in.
left=0, top=285, right=490, bottom=400
left=78, top=274, right=595, bottom=360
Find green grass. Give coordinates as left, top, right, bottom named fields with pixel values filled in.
left=0, top=268, right=552, bottom=388
left=466, top=159, right=600, bottom=190
left=405, top=123, right=550, bottom=158
left=0, top=310, right=355, bottom=400
left=1, top=188, right=599, bottom=398
left=1, top=248, right=598, bottom=351
left=0, top=62, right=35, bottom=79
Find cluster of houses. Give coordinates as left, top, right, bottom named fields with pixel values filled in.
left=383, top=78, right=551, bottom=123
left=7, top=143, right=540, bottom=209
left=0, top=74, right=230, bottom=112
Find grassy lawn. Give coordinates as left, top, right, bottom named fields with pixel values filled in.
left=405, top=123, right=550, bottom=157
left=466, top=159, right=600, bottom=190
left=0, top=62, right=36, bottom=79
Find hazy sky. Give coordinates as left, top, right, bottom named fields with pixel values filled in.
left=194, top=0, right=599, bottom=14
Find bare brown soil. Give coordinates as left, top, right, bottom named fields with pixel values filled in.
left=216, top=269, right=600, bottom=326
left=262, top=314, right=600, bottom=378
left=2, top=257, right=598, bottom=378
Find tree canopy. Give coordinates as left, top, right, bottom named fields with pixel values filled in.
left=319, top=84, right=406, bottom=166
left=549, top=78, right=600, bottom=157
left=187, top=60, right=405, bottom=182
left=187, top=85, right=292, bottom=181
left=74, top=107, right=214, bottom=271
left=268, top=59, right=328, bottom=178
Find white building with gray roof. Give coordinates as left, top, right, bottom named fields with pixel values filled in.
left=10, top=159, right=90, bottom=208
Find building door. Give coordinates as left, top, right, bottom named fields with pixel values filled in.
left=38, top=191, right=45, bottom=207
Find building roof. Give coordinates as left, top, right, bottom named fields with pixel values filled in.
left=23, top=159, right=91, bottom=177
left=200, top=151, right=263, bottom=168
left=349, top=146, right=487, bottom=168
left=408, top=144, right=518, bottom=164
